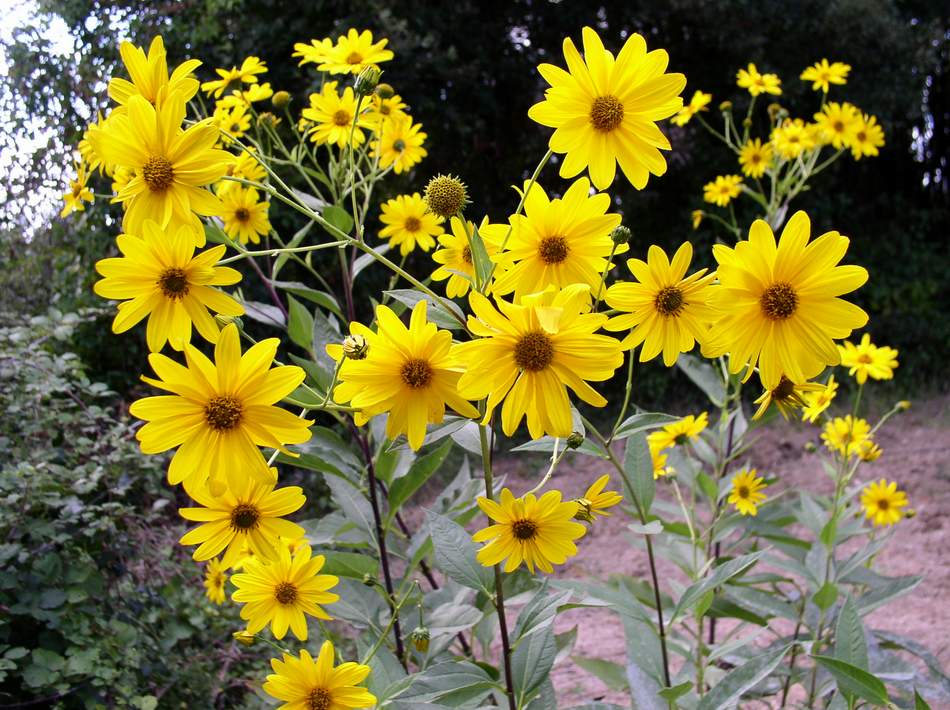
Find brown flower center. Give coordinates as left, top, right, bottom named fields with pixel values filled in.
left=158, top=267, right=190, bottom=300
left=760, top=282, right=798, bottom=320
left=204, top=395, right=243, bottom=431
left=346, top=51, right=363, bottom=65
left=393, top=138, right=406, bottom=151
left=403, top=216, right=421, bottom=232
left=332, top=109, right=351, bottom=126
left=833, top=120, right=844, bottom=132
left=142, top=155, right=174, bottom=193
left=772, top=376, right=796, bottom=401
left=401, top=358, right=433, bottom=389
left=738, top=486, right=750, bottom=499
left=857, top=353, right=872, bottom=364
left=857, top=131, right=867, bottom=142
left=538, top=235, right=570, bottom=264
left=654, top=285, right=684, bottom=316
left=234, top=207, right=250, bottom=223
left=230, top=503, right=260, bottom=531
left=512, top=519, right=538, bottom=540
left=275, top=581, right=297, bottom=605
left=307, top=688, right=332, bottom=710
left=461, top=246, right=472, bottom=264
left=590, top=95, right=625, bottom=132
left=514, top=331, right=554, bottom=372
left=877, top=499, right=889, bottom=510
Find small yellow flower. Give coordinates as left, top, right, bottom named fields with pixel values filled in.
left=821, top=415, right=871, bottom=458
left=263, top=640, right=376, bottom=709
left=301, top=81, right=369, bottom=148
left=801, top=376, right=838, bottom=423
left=850, top=114, right=885, bottom=160
left=576, top=475, right=623, bottom=519
left=671, top=90, right=712, bottom=126
left=201, top=56, right=268, bottom=97
left=736, top=63, right=782, bottom=96
left=213, top=102, right=252, bottom=143
left=838, top=333, right=898, bottom=384
left=813, top=102, right=860, bottom=149
left=647, top=413, right=708, bottom=451
left=379, top=192, right=444, bottom=256
left=800, top=59, right=851, bottom=93
left=652, top=448, right=673, bottom=479
left=203, top=558, right=228, bottom=604
left=752, top=376, right=825, bottom=421
left=857, top=440, right=883, bottom=462
left=703, top=174, right=743, bottom=207
left=220, top=185, right=272, bottom=245
left=728, top=469, right=767, bottom=516
left=691, top=210, right=704, bottom=230
left=370, top=115, right=427, bottom=174
left=363, top=92, right=409, bottom=127
left=430, top=216, right=503, bottom=298
left=771, top=118, right=817, bottom=159
left=109, top=35, right=201, bottom=107
left=302, top=28, right=395, bottom=75
left=860, top=478, right=908, bottom=527
left=60, top=162, right=94, bottom=217
left=738, top=138, right=774, bottom=178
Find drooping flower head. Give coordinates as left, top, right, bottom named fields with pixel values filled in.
left=671, top=90, right=712, bottom=126
left=860, top=479, right=908, bottom=527
left=728, top=469, right=768, bottom=516
left=801, top=375, right=838, bottom=423
left=752, top=376, right=825, bottom=420
left=60, top=162, right=94, bottom=217
left=838, top=333, right=898, bottom=384
left=263, top=641, right=376, bottom=710
left=378, top=192, right=444, bottom=256
left=201, top=56, right=267, bottom=97
left=574, top=475, right=623, bottom=521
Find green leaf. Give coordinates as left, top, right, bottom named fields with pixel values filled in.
left=396, top=660, right=496, bottom=706
left=309, top=308, right=341, bottom=388
left=425, top=511, right=492, bottom=593
left=279, top=425, right=361, bottom=480
left=915, top=689, right=933, bottom=709
left=834, top=596, right=868, bottom=671
left=658, top=681, right=693, bottom=702
left=512, top=625, right=557, bottom=706
left=353, top=244, right=390, bottom=280
left=628, top=520, right=664, bottom=535
left=811, top=655, right=889, bottom=706
left=624, top=659, right=665, bottom=710
left=514, top=585, right=573, bottom=641
left=387, top=439, right=452, bottom=521
left=676, top=353, right=726, bottom=407
left=273, top=280, right=342, bottom=318
left=319, top=551, right=378, bottom=579
left=697, top=472, right=719, bottom=502
left=612, top=411, right=680, bottom=440
left=622, top=431, right=655, bottom=515
left=813, top=582, right=839, bottom=611
left=323, top=475, right=375, bottom=538
left=467, top=220, right=493, bottom=290
left=696, top=643, right=791, bottom=710
left=384, top=289, right=465, bottom=329
left=671, top=551, right=766, bottom=623
left=286, top=295, right=314, bottom=350
left=572, top=656, right=627, bottom=691
left=321, top=204, right=354, bottom=236
left=855, top=574, right=922, bottom=615
left=242, top=300, right=285, bottom=327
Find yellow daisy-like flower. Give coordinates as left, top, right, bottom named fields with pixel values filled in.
left=328, top=301, right=480, bottom=450
left=738, top=138, right=774, bottom=178
left=312, top=28, right=395, bottom=75
left=370, top=115, right=427, bottom=174
left=302, top=81, right=369, bottom=148
left=230, top=148, right=267, bottom=183
left=111, top=166, right=132, bottom=194
left=574, top=475, right=623, bottom=521
left=60, top=162, right=94, bottom=217
left=93, top=221, right=243, bottom=352
left=91, top=93, right=233, bottom=243
left=456, top=284, right=624, bottom=439
left=528, top=26, right=686, bottom=190
left=800, top=59, right=851, bottom=93
left=705, top=211, right=868, bottom=389
left=108, top=35, right=201, bottom=107
left=671, top=90, right=712, bottom=126
left=703, top=174, right=743, bottom=207
left=728, top=469, right=767, bottom=516
left=213, top=102, right=252, bottom=143
left=178, top=472, right=306, bottom=569
left=821, top=415, right=871, bottom=458
left=860, top=479, right=908, bottom=527
left=857, top=440, right=883, bottom=462
left=79, top=113, right=112, bottom=174
left=291, top=37, right=334, bottom=69
left=604, top=242, right=717, bottom=365
left=220, top=185, right=272, bottom=245
left=647, top=412, right=708, bottom=451
left=431, top=216, right=504, bottom=298
left=691, top=210, right=704, bottom=230
left=263, top=641, right=376, bottom=710
left=473, top=488, right=587, bottom=573
left=232, top=543, right=339, bottom=641
left=129, top=323, right=312, bottom=493
left=651, top=447, right=673, bottom=479
left=201, top=56, right=268, bottom=97
left=850, top=114, right=885, bottom=160
left=203, top=558, right=228, bottom=605
left=363, top=92, right=409, bottom=127
left=752, top=376, right=824, bottom=420
left=771, top=118, right=818, bottom=159
left=814, top=102, right=860, bottom=149
left=736, top=63, right=782, bottom=96
left=801, top=375, right=838, bottom=423
left=491, top=178, right=622, bottom=299
left=839, top=334, right=898, bottom=384
left=378, top=192, right=444, bottom=256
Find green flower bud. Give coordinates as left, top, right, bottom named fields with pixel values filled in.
left=375, top=83, right=395, bottom=99
left=410, top=626, right=430, bottom=653
left=566, top=431, right=585, bottom=449
left=355, top=66, right=382, bottom=96
left=271, top=91, right=291, bottom=110
left=610, top=225, right=632, bottom=246
left=342, top=334, right=369, bottom=360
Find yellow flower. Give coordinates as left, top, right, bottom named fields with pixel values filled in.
left=79, top=113, right=112, bottom=174
left=232, top=543, right=339, bottom=640
left=129, top=323, right=312, bottom=494
left=263, top=640, right=376, bottom=709
left=111, top=166, right=133, bottom=194
left=302, top=81, right=369, bottom=148
left=814, top=102, right=860, bottom=149
left=703, top=174, right=743, bottom=207
left=860, top=479, right=908, bottom=527
left=652, top=447, right=673, bottom=479
left=60, top=162, right=94, bottom=217
left=201, top=56, right=268, bottom=97
left=90, top=93, right=233, bottom=243
left=691, top=210, right=704, bottom=230
left=801, top=375, right=838, bottom=423
left=363, top=92, right=409, bottom=127
left=838, top=333, right=899, bottom=384
left=378, top=192, right=444, bottom=256
left=491, top=178, right=623, bottom=300
left=850, top=114, right=885, bottom=160
left=738, top=138, right=774, bottom=178
left=307, top=28, right=394, bottom=75
left=671, top=90, right=712, bottom=126
left=821, top=415, right=871, bottom=458
left=456, top=284, right=624, bottom=439
left=371, top=115, right=427, bottom=173
left=575, top=475, right=623, bottom=520
left=328, top=301, right=480, bottom=450
left=728, top=469, right=767, bottom=516
left=292, top=37, right=334, bottom=69
left=705, top=211, right=868, bottom=389
left=220, top=185, right=272, bottom=245
left=800, top=59, right=851, bottom=93
left=213, top=102, right=252, bottom=143
left=431, top=216, right=504, bottom=298
left=230, top=148, right=267, bottom=184
left=93, top=221, right=243, bottom=352
left=528, top=27, right=686, bottom=190
left=752, top=376, right=824, bottom=420
left=605, top=242, right=717, bottom=365
left=108, top=35, right=201, bottom=107
left=771, top=118, right=817, bottom=159
left=736, top=63, right=782, bottom=96
left=857, top=440, right=883, bottom=462
left=647, top=412, right=708, bottom=451
left=203, top=558, right=228, bottom=605
left=473, top=488, right=586, bottom=573
left=178, top=472, right=306, bottom=569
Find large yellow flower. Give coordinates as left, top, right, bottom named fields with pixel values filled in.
left=860, top=479, right=908, bottom=527
left=94, top=221, right=243, bottom=352
left=263, top=641, right=376, bottom=710
left=310, top=28, right=394, bottom=75
left=703, top=174, right=743, bottom=207
left=838, top=333, right=898, bottom=384
left=203, top=558, right=228, bottom=605
left=232, top=544, right=339, bottom=640
left=431, top=217, right=504, bottom=298
left=705, top=211, right=868, bottom=389
left=850, top=114, right=885, bottom=160
left=91, top=93, right=233, bottom=243
left=328, top=301, right=479, bottom=450
left=738, top=138, right=774, bottom=178
left=108, top=35, right=201, bottom=107
left=370, top=115, right=427, bottom=174
left=528, top=27, right=685, bottom=190
left=456, top=284, right=623, bottom=439
left=491, top=178, right=623, bottom=300
left=728, top=469, right=768, bottom=516
left=179, top=473, right=306, bottom=569
left=301, top=81, right=369, bottom=148
left=736, top=63, right=782, bottom=96
left=220, top=185, right=272, bottom=245
left=604, top=242, right=717, bottom=365
left=378, top=192, right=444, bottom=256
left=130, top=323, right=311, bottom=493
left=473, top=488, right=586, bottom=573
left=801, top=59, right=851, bottom=93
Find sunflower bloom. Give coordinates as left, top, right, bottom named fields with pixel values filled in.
left=821, top=415, right=871, bottom=458
left=705, top=211, right=868, bottom=389
left=728, top=469, right=768, bottom=516
left=263, top=641, right=376, bottom=710
left=328, top=301, right=479, bottom=450
left=574, top=475, right=623, bottom=521
left=801, top=59, right=851, bottom=93
left=651, top=447, right=673, bottom=479
left=671, top=90, right=712, bottom=126
left=378, top=193, right=444, bottom=256
left=703, top=174, right=743, bottom=207
left=213, top=102, right=252, bottom=143
left=363, top=92, right=409, bottom=127
left=738, top=138, right=774, bottom=178
left=528, top=27, right=686, bottom=190
left=60, top=162, right=94, bottom=217
left=838, top=333, right=898, bottom=384
left=93, top=221, right=243, bottom=351
left=752, top=376, right=825, bottom=420
left=179, top=473, right=306, bottom=569
left=431, top=217, right=504, bottom=298
left=302, top=81, right=369, bottom=148
left=457, top=284, right=624, bottom=439
left=736, top=63, right=782, bottom=96
left=857, top=440, right=883, bottom=462
left=311, top=29, right=394, bottom=75
left=801, top=375, right=838, bottom=423
left=108, top=35, right=201, bottom=107
left=850, top=114, right=885, bottom=160
left=203, top=558, right=228, bottom=604
left=771, top=118, right=818, bottom=159
left=201, top=56, right=268, bottom=97
left=860, top=479, right=908, bottom=527
left=648, top=412, right=708, bottom=451
left=370, top=115, right=427, bottom=173
left=473, top=488, right=586, bottom=573
left=604, top=242, right=717, bottom=365
left=220, top=185, right=272, bottom=244
left=814, top=102, right=860, bottom=149
left=130, top=323, right=311, bottom=493
left=232, top=544, right=339, bottom=640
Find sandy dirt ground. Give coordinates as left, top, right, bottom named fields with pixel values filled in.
left=490, top=394, right=950, bottom=707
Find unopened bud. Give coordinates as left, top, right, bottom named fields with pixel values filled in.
left=573, top=498, right=595, bottom=523
left=355, top=66, right=382, bottom=96
left=804, top=441, right=817, bottom=453
left=897, top=400, right=911, bottom=411
left=767, top=103, right=783, bottom=121
left=271, top=91, right=291, bottom=110
left=719, top=100, right=733, bottom=112
left=256, top=112, right=280, bottom=129
left=742, top=117, right=752, bottom=128
left=566, top=431, right=585, bottom=449
left=905, top=508, right=917, bottom=519
left=609, top=226, right=631, bottom=246
left=342, top=334, right=369, bottom=360
left=233, top=630, right=255, bottom=646
left=362, top=573, right=376, bottom=587
left=215, top=314, right=242, bottom=331
left=410, top=626, right=430, bottom=653
left=375, top=83, right=395, bottom=99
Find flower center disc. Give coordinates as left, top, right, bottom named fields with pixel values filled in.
left=514, top=331, right=554, bottom=372
left=142, top=155, right=174, bottom=193
left=512, top=519, right=538, bottom=540
left=654, top=286, right=684, bottom=316
left=590, top=95, right=625, bottom=132
left=275, top=581, right=298, bottom=605
left=333, top=109, right=351, bottom=126
left=346, top=51, right=363, bottom=65
left=401, top=358, right=433, bottom=389
left=231, top=503, right=260, bottom=531
left=393, top=138, right=406, bottom=151
left=158, top=267, right=190, bottom=300
left=538, top=235, right=570, bottom=265
left=205, top=395, right=243, bottom=431
left=404, top=216, right=421, bottom=232
left=461, top=246, right=473, bottom=264
left=773, top=377, right=796, bottom=401
left=307, top=687, right=332, bottom=710
left=738, top=486, right=750, bottom=498
left=877, top=499, right=889, bottom=510
left=760, top=282, right=798, bottom=320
